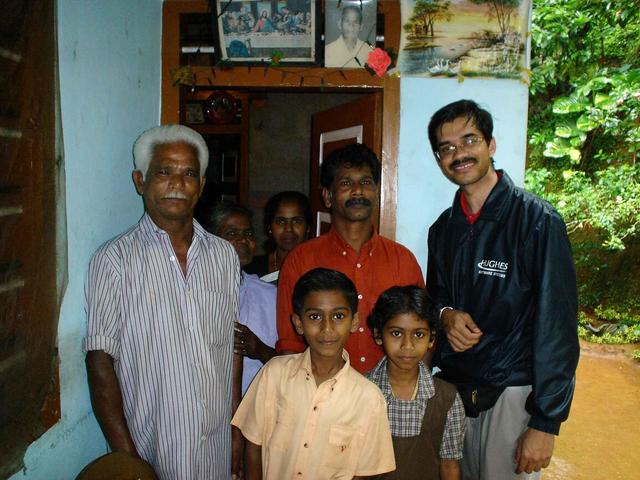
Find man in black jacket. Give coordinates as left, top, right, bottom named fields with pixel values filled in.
left=426, top=99, right=579, bottom=479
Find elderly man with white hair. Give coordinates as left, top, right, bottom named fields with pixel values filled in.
left=84, top=125, right=239, bottom=479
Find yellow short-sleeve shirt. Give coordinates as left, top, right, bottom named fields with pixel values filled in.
left=232, top=349, right=396, bottom=479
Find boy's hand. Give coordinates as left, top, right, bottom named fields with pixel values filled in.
left=441, top=309, right=482, bottom=352
left=514, top=427, right=555, bottom=474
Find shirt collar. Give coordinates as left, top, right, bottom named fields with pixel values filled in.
left=138, top=212, right=205, bottom=243
left=327, top=226, right=379, bottom=257
left=370, top=357, right=435, bottom=403
left=291, top=348, right=351, bottom=385
left=451, top=169, right=514, bottom=223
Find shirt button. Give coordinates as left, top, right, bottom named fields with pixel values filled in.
left=356, top=263, right=361, bottom=268
left=360, top=356, right=366, bottom=363
left=304, top=442, right=308, bottom=448
left=357, top=294, right=363, bottom=300
left=200, top=435, right=206, bottom=442
left=358, top=327, right=364, bottom=333
left=342, top=251, right=346, bottom=256
left=169, top=255, right=175, bottom=261
left=313, top=406, right=318, bottom=411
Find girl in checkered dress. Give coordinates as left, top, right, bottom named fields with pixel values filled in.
left=366, top=286, right=465, bottom=480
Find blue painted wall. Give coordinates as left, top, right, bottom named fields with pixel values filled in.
left=9, top=1, right=161, bottom=478
left=396, top=78, right=529, bottom=272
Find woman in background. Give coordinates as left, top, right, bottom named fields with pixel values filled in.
left=245, top=190, right=311, bottom=281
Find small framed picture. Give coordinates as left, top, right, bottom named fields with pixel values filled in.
left=184, top=102, right=205, bottom=124
left=324, top=0, right=377, bottom=68
left=221, top=151, right=238, bottom=182
left=215, top=0, right=319, bottom=63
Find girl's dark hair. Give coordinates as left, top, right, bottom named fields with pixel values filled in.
left=367, top=286, right=438, bottom=333
left=292, top=268, right=358, bottom=316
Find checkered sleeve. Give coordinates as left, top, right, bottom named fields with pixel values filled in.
left=439, top=392, right=465, bottom=459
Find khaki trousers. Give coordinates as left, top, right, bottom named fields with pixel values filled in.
left=461, top=386, right=542, bottom=480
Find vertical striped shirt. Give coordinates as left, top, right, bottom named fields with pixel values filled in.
left=84, top=213, right=240, bottom=480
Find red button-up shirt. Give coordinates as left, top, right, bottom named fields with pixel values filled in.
left=276, top=228, right=425, bottom=373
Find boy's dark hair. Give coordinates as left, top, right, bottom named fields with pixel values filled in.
left=320, top=143, right=381, bottom=189
left=292, top=268, right=358, bottom=316
left=264, top=190, right=312, bottom=235
left=427, top=99, right=494, bottom=156
left=367, top=286, right=438, bottom=333
left=201, top=202, right=253, bottom=235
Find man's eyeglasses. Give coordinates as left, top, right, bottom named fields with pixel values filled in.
left=435, top=135, right=485, bottom=160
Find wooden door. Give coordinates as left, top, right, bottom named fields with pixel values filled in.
left=309, top=92, right=382, bottom=236
left=0, top=0, right=58, bottom=475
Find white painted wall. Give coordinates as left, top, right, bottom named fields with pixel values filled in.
left=395, top=78, right=529, bottom=272
left=9, top=1, right=162, bottom=478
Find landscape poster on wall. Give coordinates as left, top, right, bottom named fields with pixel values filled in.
left=396, top=0, right=531, bottom=78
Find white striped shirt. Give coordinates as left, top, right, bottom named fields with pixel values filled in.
left=84, top=213, right=240, bottom=480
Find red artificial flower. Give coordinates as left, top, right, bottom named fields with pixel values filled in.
left=366, top=48, right=392, bottom=77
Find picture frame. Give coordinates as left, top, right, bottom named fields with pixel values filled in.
left=221, top=151, right=238, bottom=182
left=215, top=0, right=319, bottom=63
left=324, top=0, right=377, bottom=68
left=396, top=0, right=531, bottom=78
left=184, top=102, right=205, bottom=124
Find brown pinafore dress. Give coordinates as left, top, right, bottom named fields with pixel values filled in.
left=372, top=377, right=458, bottom=480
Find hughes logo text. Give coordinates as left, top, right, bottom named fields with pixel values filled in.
left=477, top=259, right=509, bottom=278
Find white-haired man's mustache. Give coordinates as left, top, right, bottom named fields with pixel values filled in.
left=163, top=191, right=188, bottom=200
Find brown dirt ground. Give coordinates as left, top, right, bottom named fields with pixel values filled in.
left=543, top=341, right=640, bottom=479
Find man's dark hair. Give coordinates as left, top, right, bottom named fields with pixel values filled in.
left=263, top=191, right=312, bottom=235
left=367, top=285, right=438, bottom=333
left=292, top=268, right=358, bottom=316
left=320, top=143, right=381, bottom=189
left=427, top=99, right=494, bottom=155
left=200, top=202, right=253, bottom=235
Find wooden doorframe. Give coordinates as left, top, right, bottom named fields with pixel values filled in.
left=161, top=0, right=400, bottom=239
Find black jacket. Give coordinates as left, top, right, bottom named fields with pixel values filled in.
left=427, top=171, right=579, bottom=435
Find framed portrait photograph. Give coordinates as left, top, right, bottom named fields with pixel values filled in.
left=221, top=151, right=238, bottom=182
left=324, top=0, right=377, bottom=68
left=216, top=0, right=318, bottom=63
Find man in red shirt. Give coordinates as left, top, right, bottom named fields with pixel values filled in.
left=276, top=143, right=424, bottom=373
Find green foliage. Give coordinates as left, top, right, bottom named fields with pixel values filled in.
left=577, top=313, right=640, bottom=344
left=633, top=350, right=640, bottom=361
left=525, top=164, right=640, bottom=251
left=529, top=0, right=640, bottom=170
left=528, top=0, right=640, bottom=341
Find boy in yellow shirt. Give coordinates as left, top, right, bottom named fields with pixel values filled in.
left=232, top=268, right=395, bottom=479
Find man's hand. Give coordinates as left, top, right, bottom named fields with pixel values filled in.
left=441, top=309, right=483, bottom=352
left=514, top=428, right=555, bottom=474
left=86, top=350, right=139, bottom=456
left=232, top=426, right=245, bottom=480
left=234, top=322, right=276, bottom=364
